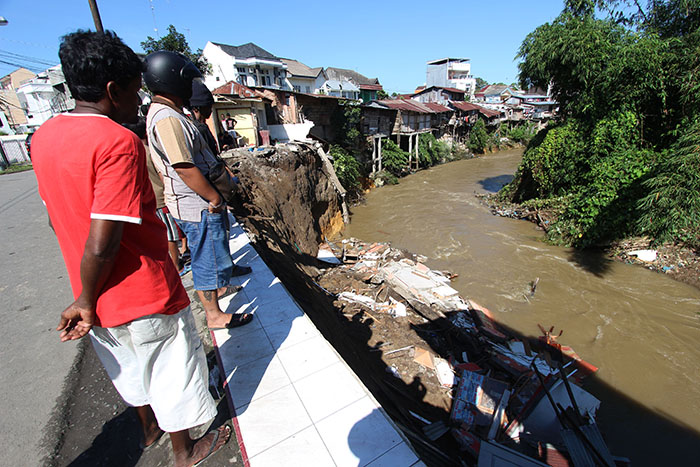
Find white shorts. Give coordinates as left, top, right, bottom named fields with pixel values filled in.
left=89, top=306, right=218, bottom=432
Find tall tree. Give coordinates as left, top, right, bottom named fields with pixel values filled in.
left=141, top=25, right=210, bottom=75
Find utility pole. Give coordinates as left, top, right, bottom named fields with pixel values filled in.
left=87, top=0, right=104, bottom=33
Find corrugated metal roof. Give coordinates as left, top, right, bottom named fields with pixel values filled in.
left=376, top=98, right=435, bottom=114
left=414, top=86, right=466, bottom=96
left=359, top=83, right=384, bottom=91
left=450, top=101, right=481, bottom=111
left=424, top=102, right=451, bottom=113
left=211, top=81, right=259, bottom=98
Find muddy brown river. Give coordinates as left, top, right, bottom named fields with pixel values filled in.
left=344, top=149, right=700, bottom=465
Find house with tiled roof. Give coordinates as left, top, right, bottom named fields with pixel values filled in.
left=324, top=67, right=384, bottom=102
left=202, top=41, right=290, bottom=91
left=279, top=58, right=326, bottom=94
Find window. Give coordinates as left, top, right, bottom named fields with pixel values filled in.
left=237, top=67, right=246, bottom=73
left=237, top=75, right=247, bottom=85
left=293, top=85, right=301, bottom=92
left=262, top=75, right=271, bottom=86
left=304, top=86, right=311, bottom=93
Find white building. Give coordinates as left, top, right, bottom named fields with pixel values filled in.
left=426, top=58, right=477, bottom=100
left=16, top=65, right=74, bottom=128
left=279, top=58, right=325, bottom=94
left=319, top=80, right=359, bottom=100
left=201, top=41, right=290, bottom=91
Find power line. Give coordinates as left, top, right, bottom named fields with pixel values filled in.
left=0, top=49, right=55, bottom=67
left=0, top=59, right=45, bottom=73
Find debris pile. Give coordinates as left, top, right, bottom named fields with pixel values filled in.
left=317, top=238, right=627, bottom=466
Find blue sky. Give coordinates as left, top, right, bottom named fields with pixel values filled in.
left=0, top=0, right=565, bottom=93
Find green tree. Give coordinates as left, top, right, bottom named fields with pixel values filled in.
left=141, top=25, right=210, bottom=75
left=381, top=139, right=409, bottom=176
left=330, top=145, right=362, bottom=191
left=376, top=89, right=389, bottom=100
left=468, top=119, right=488, bottom=154
left=474, top=77, right=488, bottom=89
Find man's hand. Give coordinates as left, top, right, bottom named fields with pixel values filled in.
left=57, top=300, right=96, bottom=341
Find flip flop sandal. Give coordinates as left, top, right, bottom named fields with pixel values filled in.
left=230, top=265, right=252, bottom=277
left=217, top=284, right=243, bottom=300
left=225, top=313, right=254, bottom=328
left=191, top=425, right=231, bottom=467
left=179, top=263, right=192, bottom=277
left=139, top=428, right=165, bottom=450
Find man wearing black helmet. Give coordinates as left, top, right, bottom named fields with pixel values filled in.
left=32, top=31, right=230, bottom=467
left=144, top=51, right=253, bottom=330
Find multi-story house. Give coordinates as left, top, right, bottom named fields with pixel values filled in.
left=279, top=58, right=325, bottom=94
left=201, top=41, right=290, bottom=91
left=16, top=65, right=74, bottom=128
left=425, top=58, right=477, bottom=100
left=0, top=67, right=36, bottom=129
left=323, top=67, right=383, bottom=102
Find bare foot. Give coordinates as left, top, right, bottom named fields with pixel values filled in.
left=205, top=310, right=234, bottom=329
left=175, top=425, right=231, bottom=467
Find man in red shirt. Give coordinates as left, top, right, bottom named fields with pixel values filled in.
left=32, top=31, right=229, bottom=467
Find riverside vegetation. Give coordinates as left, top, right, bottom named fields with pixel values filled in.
left=498, top=0, right=700, bottom=252
left=330, top=101, right=537, bottom=193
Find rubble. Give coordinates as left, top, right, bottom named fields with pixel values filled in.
left=318, top=237, right=625, bottom=466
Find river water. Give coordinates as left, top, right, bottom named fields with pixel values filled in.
left=344, top=149, right=700, bottom=465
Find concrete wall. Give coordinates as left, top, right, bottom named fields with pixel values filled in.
left=203, top=42, right=237, bottom=89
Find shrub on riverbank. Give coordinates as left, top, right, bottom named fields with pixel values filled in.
left=499, top=1, right=700, bottom=249
left=331, top=144, right=362, bottom=191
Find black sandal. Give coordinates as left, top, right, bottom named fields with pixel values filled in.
left=225, top=313, right=253, bottom=328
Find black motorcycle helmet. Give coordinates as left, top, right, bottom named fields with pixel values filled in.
left=143, top=51, right=202, bottom=101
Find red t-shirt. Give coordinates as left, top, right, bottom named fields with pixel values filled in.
left=32, top=113, right=190, bottom=327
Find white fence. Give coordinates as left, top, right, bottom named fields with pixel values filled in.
left=0, top=135, right=31, bottom=168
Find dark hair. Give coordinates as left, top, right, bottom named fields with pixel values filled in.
left=59, top=30, right=144, bottom=103
left=122, top=117, right=147, bottom=139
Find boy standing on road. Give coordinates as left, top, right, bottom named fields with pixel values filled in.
left=32, top=31, right=229, bottom=467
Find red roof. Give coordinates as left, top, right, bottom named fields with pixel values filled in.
left=211, top=81, right=258, bottom=98
left=450, top=101, right=501, bottom=118
left=451, top=101, right=481, bottom=112
left=376, top=98, right=435, bottom=113
left=478, top=106, right=502, bottom=118
left=440, top=86, right=466, bottom=94
left=424, top=102, right=451, bottom=113
left=359, top=83, right=384, bottom=91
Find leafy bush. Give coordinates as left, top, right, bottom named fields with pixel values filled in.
left=506, top=122, right=537, bottom=145
left=330, top=145, right=362, bottom=191
left=637, top=119, right=700, bottom=249
left=468, top=119, right=488, bottom=153
left=331, top=102, right=363, bottom=149
left=381, top=139, right=409, bottom=176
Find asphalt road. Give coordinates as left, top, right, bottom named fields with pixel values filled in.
left=0, top=169, right=77, bottom=466
left=1, top=170, right=242, bottom=465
